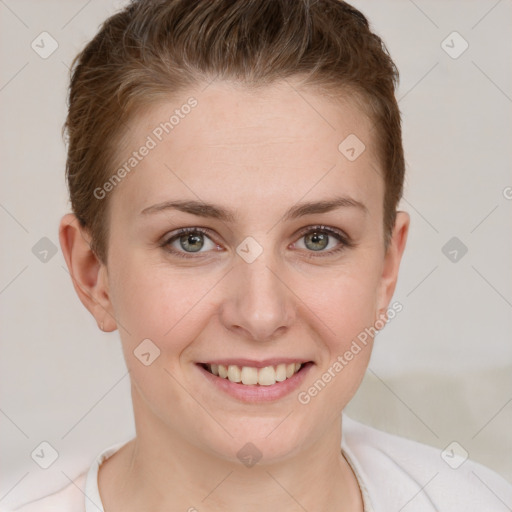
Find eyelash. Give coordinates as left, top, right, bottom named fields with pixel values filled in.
left=160, top=225, right=353, bottom=259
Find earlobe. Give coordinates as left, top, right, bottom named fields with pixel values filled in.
left=375, top=211, right=410, bottom=317
left=58, top=213, right=117, bottom=332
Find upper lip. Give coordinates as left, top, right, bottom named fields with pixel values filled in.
left=199, top=358, right=312, bottom=368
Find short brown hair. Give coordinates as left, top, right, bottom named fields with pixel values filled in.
left=64, top=0, right=404, bottom=263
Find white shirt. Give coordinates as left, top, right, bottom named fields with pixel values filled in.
left=11, top=415, right=512, bottom=511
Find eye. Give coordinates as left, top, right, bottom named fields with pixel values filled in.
left=162, top=227, right=219, bottom=257
left=161, top=225, right=352, bottom=259
left=293, top=225, right=350, bottom=256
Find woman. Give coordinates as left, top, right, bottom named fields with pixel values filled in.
left=14, top=0, right=512, bottom=510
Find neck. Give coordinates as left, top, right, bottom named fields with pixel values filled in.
left=98, top=394, right=364, bottom=512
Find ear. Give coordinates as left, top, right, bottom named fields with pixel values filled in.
left=59, top=213, right=117, bottom=332
left=375, top=211, right=410, bottom=318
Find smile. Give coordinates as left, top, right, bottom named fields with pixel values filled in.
left=196, top=360, right=313, bottom=403
left=203, top=362, right=302, bottom=386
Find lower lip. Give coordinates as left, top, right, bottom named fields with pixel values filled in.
left=196, top=362, right=314, bottom=403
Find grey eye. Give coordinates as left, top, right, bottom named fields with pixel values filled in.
left=179, top=232, right=205, bottom=252
left=303, top=232, right=329, bottom=251
left=165, top=230, right=217, bottom=254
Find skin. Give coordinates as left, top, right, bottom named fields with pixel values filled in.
left=60, top=79, right=409, bottom=511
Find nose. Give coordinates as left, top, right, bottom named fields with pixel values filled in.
left=219, top=252, right=296, bottom=342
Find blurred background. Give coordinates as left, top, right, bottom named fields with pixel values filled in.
left=1, top=0, right=511, bottom=508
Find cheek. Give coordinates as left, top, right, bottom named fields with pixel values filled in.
left=312, top=280, right=377, bottom=379
left=108, top=255, right=221, bottom=352
left=303, top=260, right=382, bottom=344
left=293, top=269, right=379, bottom=424
left=108, top=260, right=218, bottom=411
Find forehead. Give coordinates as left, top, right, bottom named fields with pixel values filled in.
left=111, top=80, right=383, bottom=220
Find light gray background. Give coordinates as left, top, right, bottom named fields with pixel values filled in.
left=1, top=0, right=511, bottom=508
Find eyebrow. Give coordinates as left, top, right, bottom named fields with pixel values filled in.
left=140, top=195, right=368, bottom=222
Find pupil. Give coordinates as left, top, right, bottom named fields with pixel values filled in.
left=306, top=232, right=328, bottom=251
left=181, top=232, right=204, bottom=252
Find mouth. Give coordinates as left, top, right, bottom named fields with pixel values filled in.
left=195, top=360, right=314, bottom=403
left=200, top=361, right=308, bottom=386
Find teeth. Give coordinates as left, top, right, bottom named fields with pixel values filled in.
left=209, top=362, right=303, bottom=385
left=241, top=366, right=258, bottom=385
left=258, top=366, right=276, bottom=386
left=218, top=364, right=228, bottom=378
left=275, top=363, right=287, bottom=382
left=227, top=365, right=241, bottom=382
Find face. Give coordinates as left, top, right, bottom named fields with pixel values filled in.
left=85, top=80, right=407, bottom=463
